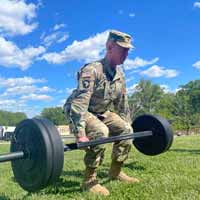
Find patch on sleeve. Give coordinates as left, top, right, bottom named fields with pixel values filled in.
left=82, top=79, right=90, bottom=88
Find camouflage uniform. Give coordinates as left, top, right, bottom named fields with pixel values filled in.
left=64, top=57, right=133, bottom=168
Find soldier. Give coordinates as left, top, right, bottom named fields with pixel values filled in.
left=64, top=30, right=139, bottom=196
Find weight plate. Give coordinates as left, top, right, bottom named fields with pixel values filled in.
left=11, top=119, right=53, bottom=192
left=132, top=114, right=174, bottom=156
left=35, top=118, right=64, bottom=185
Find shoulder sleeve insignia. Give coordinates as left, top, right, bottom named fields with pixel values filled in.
left=82, top=80, right=90, bottom=88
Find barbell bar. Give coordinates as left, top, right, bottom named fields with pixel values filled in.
left=64, top=130, right=153, bottom=151
left=0, top=131, right=152, bottom=162
left=0, top=114, right=174, bottom=192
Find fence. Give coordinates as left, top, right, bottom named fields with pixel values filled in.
left=175, top=127, right=200, bottom=136
left=0, top=125, right=71, bottom=141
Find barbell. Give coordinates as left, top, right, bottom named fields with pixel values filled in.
left=0, top=114, right=174, bottom=192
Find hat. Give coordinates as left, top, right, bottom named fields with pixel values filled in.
left=107, top=30, right=134, bottom=49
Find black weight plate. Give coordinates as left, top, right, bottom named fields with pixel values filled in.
left=132, top=114, right=174, bottom=156
left=11, top=119, right=53, bottom=192
left=34, top=118, right=64, bottom=184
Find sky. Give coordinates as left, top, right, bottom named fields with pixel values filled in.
left=0, top=0, right=200, bottom=117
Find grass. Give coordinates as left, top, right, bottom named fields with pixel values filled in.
left=0, top=135, right=200, bottom=200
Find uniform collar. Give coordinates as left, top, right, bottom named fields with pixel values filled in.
left=102, top=58, right=121, bottom=81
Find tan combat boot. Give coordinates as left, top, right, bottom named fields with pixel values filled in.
left=82, top=167, right=110, bottom=196
left=109, top=160, right=140, bottom=183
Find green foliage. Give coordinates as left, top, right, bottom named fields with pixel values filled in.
left=155, top=93, right=175, bottom=120
left=128, top=79, right=200, bottom=131
left=169, top=80, right=200, bottom=131
left=180, top=80, right=200, bottom=114
left=129, top=79, right=165, bottom=119
left=0, top=136, right=200, bottom=199
left=0, top=110, right=27, bottom=126
left=40, top=107, right=68, bottom=125
left=171, top=91, right=192, bottom=131
left=2, top=79, right=200, bottom=131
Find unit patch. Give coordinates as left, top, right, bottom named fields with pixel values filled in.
left=82, top=80, right=90, bottom=88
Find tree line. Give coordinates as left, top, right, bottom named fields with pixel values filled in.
left=0, top=79, right=199, bottom=133
left=128, top=79, right=200, bottom=133
left=0, top=111, right=27, bottom=126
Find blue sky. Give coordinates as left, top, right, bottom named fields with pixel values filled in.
left=0, top=0, right=200, bottom=117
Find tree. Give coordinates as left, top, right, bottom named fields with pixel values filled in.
left=180, top=80, right=200, bottom=114
left=40, top=107, right=67, bottom=125
left=155, top=93, right=175, bottom=120
left=0, top=110, right=27, bottom=126
left=170, top=81, right=200, bottom=133
left=128, top=79, right=164, bottom=119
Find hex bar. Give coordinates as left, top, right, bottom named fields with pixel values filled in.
left=64, top=130, right=152, bottom=151
left=0, top=151, right=25, bottom=163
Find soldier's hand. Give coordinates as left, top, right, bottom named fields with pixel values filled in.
left=76, top=136, right=90, bottom=150
left=76, top=136, right=89, bottom=143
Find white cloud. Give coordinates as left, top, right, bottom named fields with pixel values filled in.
left=0, top=0, right=38, bottom=36
left=53, top=23, right=66, bottom=31
left=129, top=69, right=140, bottom=75
left=42, top=32, right=69, bottom=47
left=118, top=10, right=124, bottom=15
left=0, top=76, right=56, bottom=100
left=0, top=98, right=41, bottom=118
left=0, top=76, right=46, bottom=88
left=124, top=57, right=159, bottom=70
left=0, top=37, right=46, bottom=70
left=129, top=13, right=135, bottom=18
left=194, top=1, right=200, bottom=8
left=40, top=31, right=46, bottom=40
left=0, top=76, right=56, bottom=116
left=160, top=84, right=171, bottom=93
left=57, top=98, right=66, bottom=107
left=160, top=84, right=179, bottom=93
left=20, top=94, right=52, bottom=101
left=2, top=85, right=55, bottom=97
left=66, top=87, right=75, bottom=94
left=38, top=86, right=55, bottom=93
left=192, top=60, right=200, bottom=69
left=42, top=30, right=109, bottom=64
left=126, top=76, right=135, bottom=83
left=37, top=0, right=43, bottom=7
left=140, top=65, right=179, bottom=78
left=57, top=34, right=69, bottom=43
left=2, top=85, right=36, bottom=96
left=0, top=98, right=26, bottom=109
left=0, top=99, right=19, bottom=106
left=127, top=84, right=138, bottom=94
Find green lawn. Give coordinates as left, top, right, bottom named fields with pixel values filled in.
left=0, top=135, right=200, bottom=200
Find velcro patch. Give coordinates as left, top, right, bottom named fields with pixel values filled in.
left=82, top=80, right=90, bottom=88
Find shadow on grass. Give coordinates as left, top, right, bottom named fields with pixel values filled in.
left=46, top=178, right=81, bottom=195
left=170, top=148, right=200, bottom=154
left=19, top=193, right=36, bottom=200
left=124, top=161, right=146, bottom=171
left=62, top=170, right=83, bottom=177
left=0, top=195, right=11, bottom=200
left=17, top=177, right=81, bottom=198
left=34, top=162, right=145, bottom=195
left=34, top=171, right=82, bottom=195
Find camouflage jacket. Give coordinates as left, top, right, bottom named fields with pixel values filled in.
left=64, top=58, right=131, bottom=137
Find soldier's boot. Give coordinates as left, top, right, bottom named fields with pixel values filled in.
left=81, top=167, right=110, bottom=196
left=108, top=160, right=140, bottom=183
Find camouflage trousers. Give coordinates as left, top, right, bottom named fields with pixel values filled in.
left=82, top=111, right=133, bottom=168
